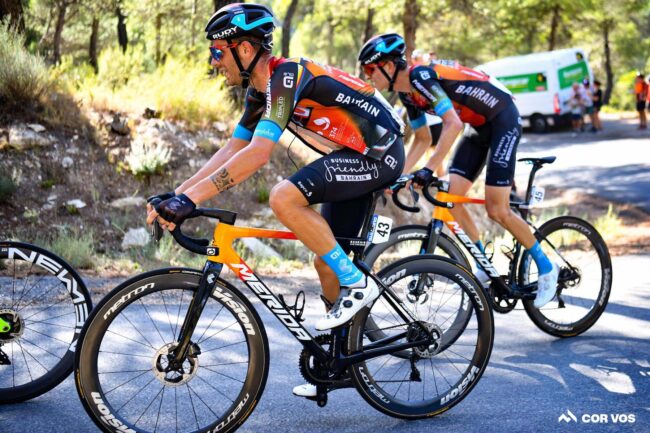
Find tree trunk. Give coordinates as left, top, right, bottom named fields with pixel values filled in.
left=602, top=19, right=614, bottom=105
left=89, top=16, right=99, bottom=73
left=403, top=0, right=418, bottom=60
left=190, top=0, right=198, bottom=47
left=116, top=6, right=128, bottom=53
left=0, top=0, right=25, bottom=33
left=213, top=0, right=236, bottom=12
left=155, top=12, right=162, bottom=65
left=548, top=3, right=560, bottom=51
left=52, top=2, right=68, bottom=64
left=356, top=5, right=374, bottom=76
left=281, top=0, right=299, bottom=58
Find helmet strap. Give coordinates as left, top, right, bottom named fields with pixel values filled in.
left=228, top=38, right=267, bottom=89
left=378, top=62, right=402, bottom=93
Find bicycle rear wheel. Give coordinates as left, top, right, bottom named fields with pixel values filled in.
left=519, top=216, right=612, bottom=337
left=0, top=241, right=91, bottom=404
left=348, top=256, right=493, bottom=419
left=75, top=268, right=268, bottom=433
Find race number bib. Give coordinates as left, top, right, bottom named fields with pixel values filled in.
left=529, top=186, right=545, bottom=206
left=368, top=215, right=392, bottom=244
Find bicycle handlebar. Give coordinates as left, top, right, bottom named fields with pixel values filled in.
left=390, top=175, right=454, bottom=212
left=149, top=198, right=237, bottom=255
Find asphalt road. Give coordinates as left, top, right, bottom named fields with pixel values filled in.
left=514, top=114, right=650, bottom=212
left=1, top=254, right=648, bottom=433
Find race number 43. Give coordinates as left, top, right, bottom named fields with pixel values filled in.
left=368, top=215, right=392, bottom=244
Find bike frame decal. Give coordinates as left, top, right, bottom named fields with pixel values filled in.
left=447, top=223, right=500, bottom=278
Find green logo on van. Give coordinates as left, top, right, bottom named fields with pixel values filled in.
left=497, top=72, right=548, bottom=94
left=558, top=60, right=589, bottom=89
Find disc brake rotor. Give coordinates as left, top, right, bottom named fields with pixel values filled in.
left=152, top=342, right=199, bottom=387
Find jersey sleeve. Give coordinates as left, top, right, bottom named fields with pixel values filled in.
left=410, top=66, right=454, bottom=117
left=398, top=93, right=427, bottom=130
left=234, top=88, right=266, bottom=142
left=253, top=62, right=303, bottom=143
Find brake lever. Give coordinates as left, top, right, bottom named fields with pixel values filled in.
left=151, top=220, right=164, bottom=242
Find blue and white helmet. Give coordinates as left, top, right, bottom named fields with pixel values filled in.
left=358, top=33, right=406, bottom=66
left=205, top=3, right=275, bottom=49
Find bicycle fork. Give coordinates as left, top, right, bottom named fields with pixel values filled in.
left=171, top=261, right=224, bottom=365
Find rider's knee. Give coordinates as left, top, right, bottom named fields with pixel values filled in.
left=269, top=181, right=293, bottom=214
left=486, top=203, right=510, bottom=224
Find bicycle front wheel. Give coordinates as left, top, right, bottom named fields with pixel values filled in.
left=520, top=216, right=613, bottom=337
left=0, top=241, right=92, bottom=404
left=348, top=256, right=494, bottom=419
left=75, top=268, right=268, bottom=433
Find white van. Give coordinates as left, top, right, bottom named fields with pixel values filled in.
left=476, top=48, right=593, bottom=132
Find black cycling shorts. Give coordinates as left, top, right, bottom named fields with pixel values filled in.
left=288, top=140, right=404, bottom=243
left=448, top=103, right=522, bottom=187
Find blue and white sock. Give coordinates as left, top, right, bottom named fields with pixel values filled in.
left=529, top=241, right=553, bottom=275
left=321, top=244, right=364, bottom=287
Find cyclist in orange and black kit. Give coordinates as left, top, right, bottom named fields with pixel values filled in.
left=358, top=33, right=559, bottom=308
left=145, top=4, right=405, bottom=397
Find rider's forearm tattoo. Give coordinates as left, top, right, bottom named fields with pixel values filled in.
left=210, top=168, right=235, bottom=193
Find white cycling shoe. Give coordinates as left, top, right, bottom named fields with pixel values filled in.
left=315, top=277, right=380, bottom=330
left=534, top=263, right=560, bottom=308
left=292, top=383, right=317, bottom=398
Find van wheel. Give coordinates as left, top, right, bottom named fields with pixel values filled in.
left=530, top=114, right=547, bottom=133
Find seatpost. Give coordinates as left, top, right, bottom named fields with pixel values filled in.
left=524, top=163, right=543, bottom=204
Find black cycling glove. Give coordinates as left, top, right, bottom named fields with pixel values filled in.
left=412, top=167, right=434, bottom=187
left=147, top=191, right=176, bottom=205
left=155, top=194, right=196, bottom=225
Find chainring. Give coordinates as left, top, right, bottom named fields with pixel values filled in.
left=298, top=334, right=344, bottom=386
left=491, top=293, right=518, bottom=313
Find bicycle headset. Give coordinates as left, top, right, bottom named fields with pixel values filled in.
left=205, top=3, right=276, bottom=89
left=358, top=33, right=407, bottom=92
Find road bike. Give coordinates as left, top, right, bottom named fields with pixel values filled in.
left=0, top=241, right=92, bottom=403
left=365, top=156, right=612, bottom=338
left=74, top=191, right=494, bottom=433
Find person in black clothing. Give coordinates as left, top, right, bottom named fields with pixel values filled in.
left=592, top=80, right=603, bottom=131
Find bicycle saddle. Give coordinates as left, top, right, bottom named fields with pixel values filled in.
left=518, top=156, right=556, bottom=165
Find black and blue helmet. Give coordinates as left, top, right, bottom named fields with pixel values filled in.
left=358, top=33, right=406, bottom=66
left=205, top=3, right=275, bottom=47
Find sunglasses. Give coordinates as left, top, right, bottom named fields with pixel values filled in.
left=209, top=42, right=239, bottom=62
left=363, top=61, right=387, bottom=78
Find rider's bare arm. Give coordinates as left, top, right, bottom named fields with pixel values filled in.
left=422, top=110, right=462, bottom=174
left=175, top=137, right=250, bottom=194
left=404, top=126, right=432, bottom=173
left=183, top=136, right=275, bottom=204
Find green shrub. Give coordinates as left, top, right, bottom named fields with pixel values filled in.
left=125, top=138, right=172, bottom=177
left=607, top=70, right=637, bottom=111
left=594, top=204, right=623, bottom=240
left=42, top=229, right=95, bottom=269
left=0, top=21, right=51, bottom=108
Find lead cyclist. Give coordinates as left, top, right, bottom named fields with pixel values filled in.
left=146, top=4, right=406, bottom=398
left=358, top=33, right=559, bottom=307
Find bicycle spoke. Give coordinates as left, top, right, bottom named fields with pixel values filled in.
left=115, top=375, right=157, bottom=412
left=23, top=326, right=71, bottom=346
left=138, top=298, right=167, bottom=346
left=196, top=304, right=226, bottom=344
left=133, top=383, right=165, bottom=427
left=200, top=366, right=244, bottom=383
left=106, top=329, right=157, bottom=351
left=19, top=336, right=64, bottom=360
left=192, top=374, right=235, bottom=404
left=200, top=339, right=246, bottom=354
left=103, top=369, right=151, bottom=396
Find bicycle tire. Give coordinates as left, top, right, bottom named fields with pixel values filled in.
left=348, top=256, right=494, bottom=419
left=75, top=268, right=268, bottom=433
left=0, top=241, right=92, bottom=404
left=519, top=216, right=612, bottom=337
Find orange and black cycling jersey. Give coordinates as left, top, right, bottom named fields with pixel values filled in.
left=399, top=61, right=514, bottom=129
left=234, top=56, right=404, bottom=160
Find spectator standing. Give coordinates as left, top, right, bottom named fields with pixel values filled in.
left=569, top=82, right=586, bottom=133
left=634, top=73, right=648, bottom=129
left=582, top=79, right=596, bottom=132
left=592, top=79, right=604, bottom=131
